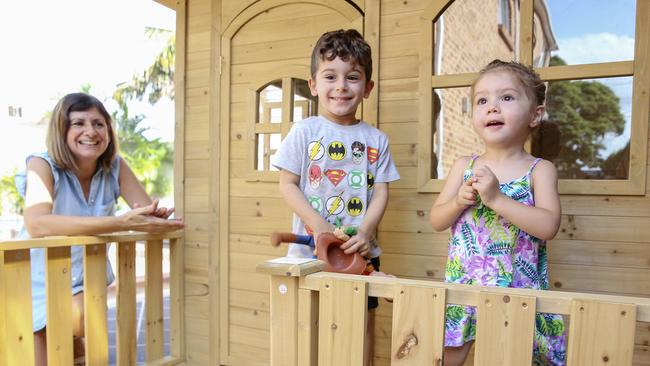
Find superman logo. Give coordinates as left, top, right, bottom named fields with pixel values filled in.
left=325, top=169, right=347, bottom=187
left=328, top=141, right=346, bottom=161
left=346, top=197, right=363, bottom=216
left=367, top=146, right=378, bottom=164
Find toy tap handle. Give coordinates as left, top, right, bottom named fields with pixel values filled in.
left=270, top=232, right=314, bottom=248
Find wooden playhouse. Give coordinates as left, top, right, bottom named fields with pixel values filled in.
left=2, top=0, right=650, bottom=365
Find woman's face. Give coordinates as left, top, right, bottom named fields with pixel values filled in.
left=66, top=107, right=111, bottom=165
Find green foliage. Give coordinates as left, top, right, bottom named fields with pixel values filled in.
left=114, top=28, right=175, bottom=106
left=112, top=27, right=175, bottom=200
left=112, top=104, right=173, bottom=198
left=0, top=170, right=24, bottom=215
left=542, top=56, right=626, bottom=178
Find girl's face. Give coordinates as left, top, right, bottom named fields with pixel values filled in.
left=471, top=70, right=543, bottom=147
left=66, top=107, right=111, bottom=165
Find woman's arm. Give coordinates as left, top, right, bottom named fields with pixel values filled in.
left=473, top=160, right=560, bottom=240
left=22, top=157, right=183, bottom=238
left=429, top=157, right=475, bottom=232
left=278, top=169, right=332, bottom=235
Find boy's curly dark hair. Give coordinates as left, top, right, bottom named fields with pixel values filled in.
left=310, top=29, right=372, bottom=81
left=473, top=59, right=546, bottom=107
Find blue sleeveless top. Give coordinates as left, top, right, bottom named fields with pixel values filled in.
left=15, top=152, right=119, bottom=332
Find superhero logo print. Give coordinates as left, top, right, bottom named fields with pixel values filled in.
left=351, top=141, right=365, bottom=164
left=325, top=169, right=347, bottom=187
left=325, top=192, right=345, bottom=218
left=367, top=172, right=375, bottom=190
left=328, top=141, right=346, bottom=161
left=346, top=197, right=363, bottom=216
left=367, top=146, right=379, bottom=164
left=308, top=137, right=325, bottom=161
left=347, top=169, right=365, bottom=189
left=308, top=195, right=323, bottom=213
left=308, top=164, right=322, bottom=189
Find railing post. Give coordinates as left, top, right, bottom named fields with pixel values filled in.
left=2, top=249, right=35, bottom=366
left=257, top=260, right=325, bottom=366
left=45, top=246, right=74, bottom=365
left=84, top=244, right=108, bottom=366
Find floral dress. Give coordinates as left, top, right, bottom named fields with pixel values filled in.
left=444, top=155, right=567, bottom=365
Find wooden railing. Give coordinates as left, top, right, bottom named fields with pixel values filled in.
left=0, top=231, right=184, bottom=366
left=258, top=260, right=650, bottom=366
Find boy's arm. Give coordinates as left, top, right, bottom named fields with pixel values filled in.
left=340, top=182, right=389, bottom=256
left=429, top=157, right=473, bottom=232
left=473, top=160, right=561, bottom=240
left=278, top=169, right=333, bottom=235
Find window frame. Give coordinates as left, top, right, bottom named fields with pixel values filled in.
left=417, top=0, right=649, bottom=195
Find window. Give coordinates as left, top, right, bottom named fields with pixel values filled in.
left=498, top=0, right=514, bottom=50
left=418, top=0, right=648, bottom=194
left=249, top=78, right=317, bottom=180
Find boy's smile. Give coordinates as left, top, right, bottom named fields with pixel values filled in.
left=309, top=56, right=374, bottom=125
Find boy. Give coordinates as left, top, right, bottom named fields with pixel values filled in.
left=273, top=29, right=400, bottom=365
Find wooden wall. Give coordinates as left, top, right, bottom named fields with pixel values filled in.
left=178, top=0, right=650, bottom=364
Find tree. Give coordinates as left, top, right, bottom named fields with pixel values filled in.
left=0, top=170, right=23, bottom=215
left=533, top=56, right=626, bottom=178
left=112, top=27, right=175, bottom=199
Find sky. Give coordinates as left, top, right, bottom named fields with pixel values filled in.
left=545, top=0, right=636, bottom=157
left=0, top=0, right=175, bottom=176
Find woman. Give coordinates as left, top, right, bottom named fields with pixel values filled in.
left=15, top=92, right=184, bottom=365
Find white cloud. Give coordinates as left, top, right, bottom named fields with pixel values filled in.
left=554, top=32, right=635, bottom=65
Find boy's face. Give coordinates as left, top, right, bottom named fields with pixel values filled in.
left=308, top=56, right=374, bottom=125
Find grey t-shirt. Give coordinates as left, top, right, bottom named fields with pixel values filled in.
left=273, top=116, right=400, bottom=258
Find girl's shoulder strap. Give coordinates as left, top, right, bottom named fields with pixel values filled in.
left=527, top=157, right=543, bottom=177
left=462, top=154, right=479, bottom=181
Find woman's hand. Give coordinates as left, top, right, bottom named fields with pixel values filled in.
left=340, top=228, right=371, bottom=257
left=119, top=200, right=184, bottom=233
left=472, top=165, right=502, bottom=207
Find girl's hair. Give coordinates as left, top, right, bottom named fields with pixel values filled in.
left=46, top=93, right=117, bottom=172
left=310, top=29, right=373, bottom=81
left=472, top=59, right=546, bottom=108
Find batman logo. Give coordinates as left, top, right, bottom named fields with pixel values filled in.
left=328, top=141, right=346, bottom=161
left=367, top=172, right=375, bottom=190
left=346, top=197, right=363, bottom=216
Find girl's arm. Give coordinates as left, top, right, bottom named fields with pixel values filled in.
left=278, top=169, right=333, bottom=235
left=340, top=182, right=389, bottom=256
left=23, top=157, right=183, bottom=238
left=429, top=157, right=475, bottom=232
left=473, top=160, right=560, bottom=240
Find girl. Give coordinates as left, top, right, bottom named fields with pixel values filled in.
left=15, top=92, right=184, bottom=365
left=429, top=60, right=566, bottom=365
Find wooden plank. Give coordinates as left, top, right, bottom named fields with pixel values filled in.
left=298, top=289, right=319, bottom=366
left=390, top=285, right=445, bottom=365
left=548, top=240, right=650, bottom=269
left=3, top=249, right=34, bottom=365
left=519, top=0, right=534, bottom=66
left=379, top=55, right=419, bottom=80
left=363, top=0, right=380, bottom=127
left=45, top=246, right=74, bottom=365
left=0, top=251, right=5, bottom=366
left=117, top=241, right=137, bottom=365
left=567, top=299, right=636, bottom=365
left=380, top=10, right=421, bottom=36
left=538, top=61, right=634, bottom=81
left=318, top=278, right=367, bottom=366
left=84, top=244, right=108, bottom=366
left=474, top=292, right=536, bottom=366
left=379, top=99, right=418, bottom=123
left=146, top=239, right=165, bottom=361
left=169, top=238, right=185, bottom=358
left=549, top=263, right=650, bottom=298
left=270, top=275, right=299, bottom=366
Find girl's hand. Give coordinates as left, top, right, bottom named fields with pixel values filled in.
left=456, top=178, right=478, bottom=208
left=340, top=228, right=371, bottom=257
left=120, top=201, right=184, bottom=233
left=472, top=165, right=502, bottom=207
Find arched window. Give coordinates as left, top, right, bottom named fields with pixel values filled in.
left=418, top=0, right=648, bottom=195
left=249, top=78, right=317, bottom=178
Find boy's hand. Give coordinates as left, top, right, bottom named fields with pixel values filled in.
left=340, top=228, right=371, bottom=257
left=456, top=177, right=478, bottom=208
left=472, top=166, right=502, bottom=207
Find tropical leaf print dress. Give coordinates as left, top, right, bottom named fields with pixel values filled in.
left=444, top=156, right=567, bottom=365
